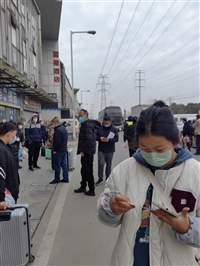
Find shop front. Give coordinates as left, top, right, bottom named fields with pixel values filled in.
left=0, top=87, right=21, bottom=122
left=22, top=95, right=41, bottom=122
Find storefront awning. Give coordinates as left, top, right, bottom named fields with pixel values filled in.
left=0, top=59, right=58, bottom=103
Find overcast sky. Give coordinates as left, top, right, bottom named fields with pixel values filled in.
left=59, top=0, right=199, bottom=118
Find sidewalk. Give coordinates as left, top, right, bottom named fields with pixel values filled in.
left=17, top=140, right=78, bottom=237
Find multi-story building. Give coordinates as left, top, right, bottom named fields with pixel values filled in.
left=0, top=0, right=57, bottom=122
left=36, top=0, right=80, bottom=121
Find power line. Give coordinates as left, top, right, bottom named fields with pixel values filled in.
left=114, top=62, right=198, bottom=106
left=145, top=21, right=198, bottom=73
left=109, top=0, right=156, bottom=79
left=107, top=0, right=141, bottom=76
left=147, top=47, right=198, bottom=79
left=109, top=0, right=177, bottom=90
left=110, top=0, right=192, bottom=93
left=127, top=0, right=192, bottom=74
left=100, top=0, right=125, bottom=75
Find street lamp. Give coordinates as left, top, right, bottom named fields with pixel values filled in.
left=70, top=30, right=96, bottom=140
left=81, top=90, right=90, bottom=107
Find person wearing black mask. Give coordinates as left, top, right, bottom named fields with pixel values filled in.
left=95, top=115, right=118, bottom=186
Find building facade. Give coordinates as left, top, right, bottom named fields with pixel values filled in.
left=0, top=0, right=57, bottom=122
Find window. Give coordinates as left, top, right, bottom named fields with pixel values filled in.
left=11, top=26, right=17, bottom=47
left=21, top=0, right=25, bottom=15
left=11, top=11, right=18, bottom=29
left=1, top=0, right=5, bottom=10
left=12, top=0, right=17, bottom=7
left=32, top=40, right=36, bottom=56
left=31, top=3, right=35, bottom=28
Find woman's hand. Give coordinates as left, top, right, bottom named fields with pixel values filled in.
left=110, top=194, right=135, bottom=214
left=151, top=207, right=190, bottom=234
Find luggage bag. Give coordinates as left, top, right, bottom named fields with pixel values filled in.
left=0, top=204, right=35, bottom=266
left=67, top=148, right=74, bottom=171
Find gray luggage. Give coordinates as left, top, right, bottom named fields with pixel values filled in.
left=67, top=148, right=74, bottom=171
left=0, top=204, right=35, bottom=266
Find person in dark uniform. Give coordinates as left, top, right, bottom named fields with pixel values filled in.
left=0, top=122, right=20, bottom=210
left=74, top=109, right=100, bottom=196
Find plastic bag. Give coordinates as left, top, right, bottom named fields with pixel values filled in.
left=22, top=149, right=28, bottom=158
left=5, top=189, right=15, bottom=207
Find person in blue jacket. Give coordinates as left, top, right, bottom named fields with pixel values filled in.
left=25, top=113, right=42, bottom=171
left=49, top=117, right=69, bottom=184
left=95, top=115, right=119, bottom=186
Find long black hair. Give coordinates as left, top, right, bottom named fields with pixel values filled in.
left=136, top=100, right=179, bottom=144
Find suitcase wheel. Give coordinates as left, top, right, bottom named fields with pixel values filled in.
left=29, top=254, right=35, bottom=263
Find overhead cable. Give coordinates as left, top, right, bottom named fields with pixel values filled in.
left=100, top=0, right=125, bottom=75
left=109, top=0, right=156, bottom=79
left=107, top=0, right=141, bottom=76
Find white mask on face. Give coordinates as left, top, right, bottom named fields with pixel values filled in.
left=18, top=125, right=23, bottom=130
left=33, top=118, right=37, bottom=123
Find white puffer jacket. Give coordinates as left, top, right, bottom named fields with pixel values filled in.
left=97, top=157, right=200, bottom=266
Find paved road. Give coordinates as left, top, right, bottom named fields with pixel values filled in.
left=31, top=132, right=127, bottom=266
left=31, top=132, right=200, bottom=266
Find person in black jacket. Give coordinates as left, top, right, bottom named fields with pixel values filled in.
left=25, top=113, right=42, bottom=171
left=124, top=116, right=138, bottom=157
left=74, top=109, right=99, bottom=196
left=40, top=121, right=47, bottom=146
left=95, top=115, right=118, bottom=186
left=49, top=117, right=69, bottom=184
left=182, top=118, right=192, bottom=151
left=0, top=122, right=19, bottom=210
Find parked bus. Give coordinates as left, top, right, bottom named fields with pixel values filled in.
left=98, top=106, right=123, bottom=131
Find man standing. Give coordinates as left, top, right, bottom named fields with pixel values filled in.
left=124, top=116, right=138, bottom=157
left=193, top=114, right=200, bottom=155
left=40, top=121, right=47, bottom=146
left=74, top=109, right=99, bottom=196
left=25, top=113, right=42, bottom=171
left=0, top=122, right=19, bottom=209
left=95, top=115, right=118, bottom=186
left=182, top=118, right=192, bottom=151
left=49, top=117, right=69, bottom=184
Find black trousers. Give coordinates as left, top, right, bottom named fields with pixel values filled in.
left=51, top=150, right=55, bottom=170
left=28, top=142, right=41, bottom=167
left=80, top=154, right=95, bottom=191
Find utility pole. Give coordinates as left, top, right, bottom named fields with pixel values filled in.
left=96, top=74, right=110, bottom=110
left=135, top=70, right=145, bottom=107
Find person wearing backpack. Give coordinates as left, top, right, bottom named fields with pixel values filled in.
left=182, top=118, right=192, bottom=151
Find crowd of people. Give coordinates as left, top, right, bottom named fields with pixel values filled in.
left=0, top=100, right=200, bottom=265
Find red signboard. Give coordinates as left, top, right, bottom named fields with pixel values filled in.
left=53, top=51, right=59, bottom=58
left=54, top=68, right=60, bottom=74
left=54, top=77, right=60, bottom=83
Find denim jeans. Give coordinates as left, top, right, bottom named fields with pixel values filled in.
left=54, top=152, right=69, bottom=181
left=196, top=135, right=200, bottom=154
left=98, top=151, right=114, bottom=180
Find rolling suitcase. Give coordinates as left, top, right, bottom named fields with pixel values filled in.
left=0, top=204, right=35, bottom=266
left=67, top=148, right=74, bottom=171
left=45, top=148, right=52, bottom=159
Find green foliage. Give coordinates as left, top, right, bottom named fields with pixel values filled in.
left=170, top=102, right=200, bottom=114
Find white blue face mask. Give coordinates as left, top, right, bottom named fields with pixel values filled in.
left=140, top=149, right=172, bottom=167
left=9, top=136, right=16, bottom=145
left=79, top=117, right=85, bottom=123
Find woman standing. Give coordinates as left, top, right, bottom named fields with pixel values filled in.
left=97, top=100, right=200, bottom=266
left=25, top=113, right=42, bottom=171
